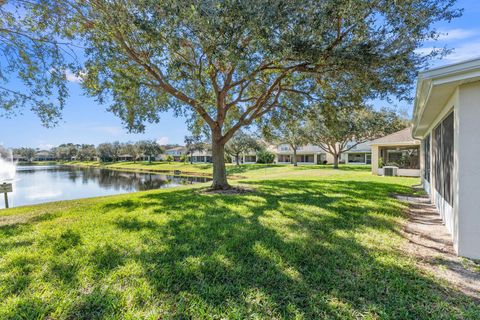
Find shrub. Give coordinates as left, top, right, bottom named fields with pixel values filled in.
left=256, top=149, right=275, bottom=164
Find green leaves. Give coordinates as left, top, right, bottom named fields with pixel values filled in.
left=30, top=0, right=460, bottom=130
left=0, top=2, right=72, bottom=126
left=307, top=103, right=409, bottom=156
left=225, top=130, right=259, bottom=158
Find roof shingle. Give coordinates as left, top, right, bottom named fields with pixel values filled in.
left=370, top=127, right=419, bottom=145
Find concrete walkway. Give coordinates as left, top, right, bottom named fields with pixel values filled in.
left=396, top=192, right=480, bottom=299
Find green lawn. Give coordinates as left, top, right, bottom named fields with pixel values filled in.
left=66, top=161, right=216, bottom=176
left=1, top=165, right=479, bottom=319
left=64, top=160, right=326, bottom=178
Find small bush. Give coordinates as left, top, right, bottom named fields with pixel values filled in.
left=256, top=149, right=275, bottom=164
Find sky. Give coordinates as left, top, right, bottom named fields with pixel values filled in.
left=1, top=0, right=480, bottom=149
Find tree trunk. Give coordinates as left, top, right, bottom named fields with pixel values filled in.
left=293, top=148, right=298, bottom=167
left=211, top=135, right=230, bottom=190
left=333, top=153, right=339, bottom=169
left=235, top=154, right=240, bottom=166
left=190, top=152, right=193, bottom=164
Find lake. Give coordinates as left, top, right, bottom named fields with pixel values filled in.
left=0, top=165, right=210, bottom=209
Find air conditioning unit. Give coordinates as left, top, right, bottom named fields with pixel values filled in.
left=383, top=166, right=398, bottom=176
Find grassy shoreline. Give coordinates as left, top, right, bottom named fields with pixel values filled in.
left=1, top=166, right=479, bottom=318
left=26, top=160, right=223, bottom=177
left=66, top=161, right=217, bottom=178
left=27, top=160, right=292, bottom=179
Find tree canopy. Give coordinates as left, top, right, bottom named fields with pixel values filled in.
left=225, top=131, right=259, bottom=165
left=21, top=0, right=461, bottom=188
left=262, top=115, right=309, bottom=166
left=0, top=1, right=71, bottom=126
left=184, top=135, right=205, bottom=164
left=307, top=104, right=408, bottom=168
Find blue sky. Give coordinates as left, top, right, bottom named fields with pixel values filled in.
left=1, top=0, right=480, bottom=149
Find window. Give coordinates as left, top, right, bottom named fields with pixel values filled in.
left=348, top=153, right=366, bottom=163
left=381, top=146, right=420, bottom=169
left=296, top=154, right=314, bottom=163
left=278, top=155, right=291, bottom=163
left=433, top=112, right=454, bottom=205
left=423, top=134, right=431, bottom=182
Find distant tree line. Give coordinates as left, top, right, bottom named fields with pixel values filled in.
left=9, top=140, right=164, bottom=163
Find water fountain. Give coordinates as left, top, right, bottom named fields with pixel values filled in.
left=0, top=148, right=16, bottom=208
left=0, top=148, right=16, bottom=182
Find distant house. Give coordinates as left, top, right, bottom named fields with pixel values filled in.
left=12, top=154, right=27, bottom=162
left=34, top=150, right=55, bottom=161
left=275, top=144, right=324, bottom=165
left=370, top=127, right=421, bottom=177
left=273, top=142, right=372, bottom=165
left=188, top=149, right=212, bottom=163
left=229, top=151, right=258, bottom=164
left=165, top=146, right=187, bottom=161
left=412, top=58, right=480, bottom=258
left=118, top=154, right=133, bottom=161
left=344, top=141, right=372, bottom=164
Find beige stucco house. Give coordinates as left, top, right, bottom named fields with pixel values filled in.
left=413, top=57, right=480, bottom=259
left=370, top=127, right=421, bottom=177
left=164, top=146, right=187, bottom=161
left=230, top=152, right=257, bottom=164
left=274, top=144, right=327, bottom=165
left=188, top=149, right=212, bottom=163
left=274, top=142, right=372, bottom=165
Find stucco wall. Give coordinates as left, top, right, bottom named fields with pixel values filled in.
left=420, top=81, right=480, bottom=258
left=456, top=81, right=480, bottom=258
left=371, top=145, right=379, bottom=175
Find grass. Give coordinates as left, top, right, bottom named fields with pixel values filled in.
left=65, top=160, right=216, bottom=176
left=62, top=160, right=325, bottom=178
left=1, top=165, right=479, bottom=319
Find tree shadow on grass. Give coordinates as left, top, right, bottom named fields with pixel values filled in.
left=114, top=216, right=160, bottom=231
left=0, top=255, right=37, bottom=297
left=226, top=164, right=287, bottom=175
left=123, top=179, right=479, bottom=318
left=65, top=287, right=121, bottom=320
left=1, top=179, right=479, bottom=318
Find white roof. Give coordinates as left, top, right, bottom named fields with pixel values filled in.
left=370, top=127, right=419, bottom=146
left=413, top=57, right=480, bottom=138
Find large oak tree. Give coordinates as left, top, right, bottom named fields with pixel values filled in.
left=32, top=0, right=458, bottom=189
left=306, top=104, right=408, bottom=168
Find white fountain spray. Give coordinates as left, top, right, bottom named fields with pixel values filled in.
left=0, top=148, right=16, bottom=183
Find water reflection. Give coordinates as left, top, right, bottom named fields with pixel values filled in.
left=3, top=166, right=210, bottom=208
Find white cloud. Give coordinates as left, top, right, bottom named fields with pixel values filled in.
left=416, top=41, right=480, bottom=65
left=156, top=136, right=169, bottom=145
left=415, top=47, right=437, bottom=57
left=443, top=41, right=480, bottom=63
left=65, top=69, right=83, bottom=83
left=437, top=28, right=477, bottom=41
left=37, top=142, right=54, bottom=150
left=50, top=68, right=84, bottom=83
